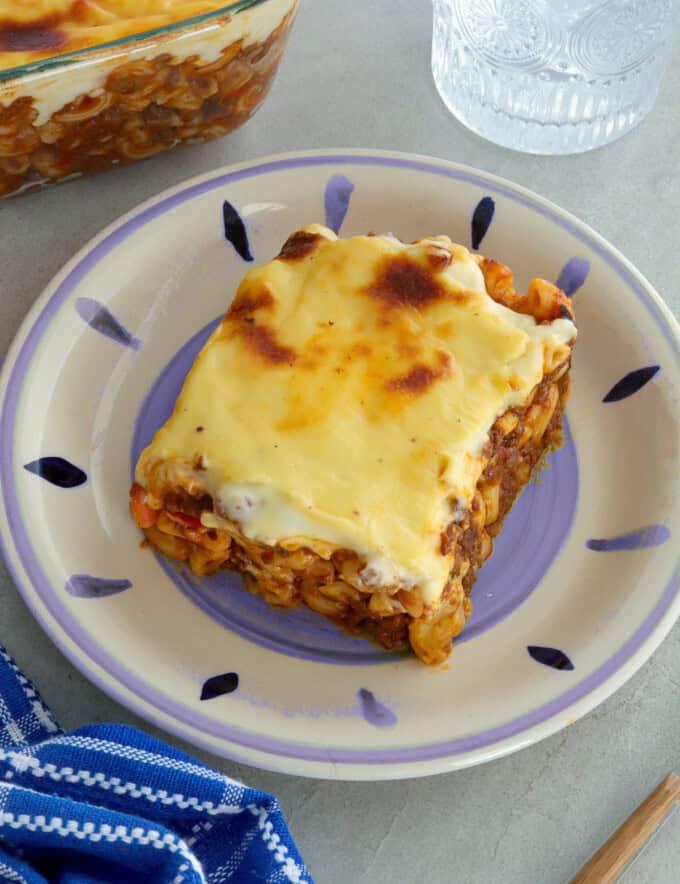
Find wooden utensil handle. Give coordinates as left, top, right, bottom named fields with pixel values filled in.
left=570, top=773, right=680, bottom=884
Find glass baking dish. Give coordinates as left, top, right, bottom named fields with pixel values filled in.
left=0, top=0, right=299, bottom=199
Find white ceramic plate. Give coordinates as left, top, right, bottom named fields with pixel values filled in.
left=1, top=150, right=678, bottom=780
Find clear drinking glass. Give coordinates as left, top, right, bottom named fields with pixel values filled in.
left=432, top=0, right=679, bottom=154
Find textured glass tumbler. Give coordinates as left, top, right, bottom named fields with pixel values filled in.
left=432, top=0, right=678, bottom=154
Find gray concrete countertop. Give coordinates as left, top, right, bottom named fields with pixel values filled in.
left=1, top=2, right=678, bottom=882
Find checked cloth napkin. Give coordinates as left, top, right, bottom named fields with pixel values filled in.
left=0, top=645, right=312, bottom=884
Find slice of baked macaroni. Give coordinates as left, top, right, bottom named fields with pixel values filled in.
left=131, top=225, right=576, bottom=664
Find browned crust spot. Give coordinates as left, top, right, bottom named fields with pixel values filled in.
left=237, top=323, right=296, bottom=365
left=277, top=231, right=324, bottom=261
left=228, top=287, right=275, bottom=320
left=367, top=254, right=451, bottom=310
left=386, top=352, right=452, bottom=395
left=0, top=18, right=66, bottom=53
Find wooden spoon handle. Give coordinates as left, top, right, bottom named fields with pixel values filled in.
left=570, top=773, right=680, bottom=884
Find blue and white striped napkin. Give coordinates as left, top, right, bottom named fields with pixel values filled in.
left=0, top=645, right=312, bottom=883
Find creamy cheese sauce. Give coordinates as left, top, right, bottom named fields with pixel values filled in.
left=137, top=226, right=575, bottom=604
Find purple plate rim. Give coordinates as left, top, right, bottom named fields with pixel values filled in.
left=1, top=151, right=679, bottom=770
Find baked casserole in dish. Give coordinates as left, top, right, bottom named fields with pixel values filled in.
left=0, top=0, right=299, bottom=197
left=131, top=226, right=576, bottom=665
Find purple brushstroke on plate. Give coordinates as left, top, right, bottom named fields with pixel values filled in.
left=528, top=646, right=574, bottom=671
left=471, top=196, right=495, bottom=250
left=324, top=174, right=354, bottom=234
left=587, top=525, right=670, bottom=552
left=222, top=200, right=253, bottom=261
left=556, top=257, right=590, bottom=296
left=357, top=689, right=397, bottom=728
left=23, top=457, right=86, bottom=488
left=130, top=317, right=579, bottom=665
left=75, top=297, right=141, bottom=350
left=603, top=366, right=660, bottom=402
left=65, top=574, right=132, bottom=598
left=201, top=672, right=239, bottom=701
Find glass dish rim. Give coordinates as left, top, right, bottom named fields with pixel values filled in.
left=0, top=0, right=270, bottom=83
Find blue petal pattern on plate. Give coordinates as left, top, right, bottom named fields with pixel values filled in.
left=586, top=525, right=670, bottom=551
left=470, top=196, right=495, bottom=250
left=324, top=174, right=355, bottom=234
left=24, top=457, right=87, bottom=488
left=357, top=689, right=397, bottom=728
left=556, top=257, right=590, bottom=296
left=75, top=298, right=141, bottom=350
left=222, top=200, right=253, bottom=261
left=200, top=672, right=239, bottom=701
left=602, top=366, right=660, bottom=402
left=527, top=646, right=574, bottom=671
left=66, top=575, right=132, bottom=598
